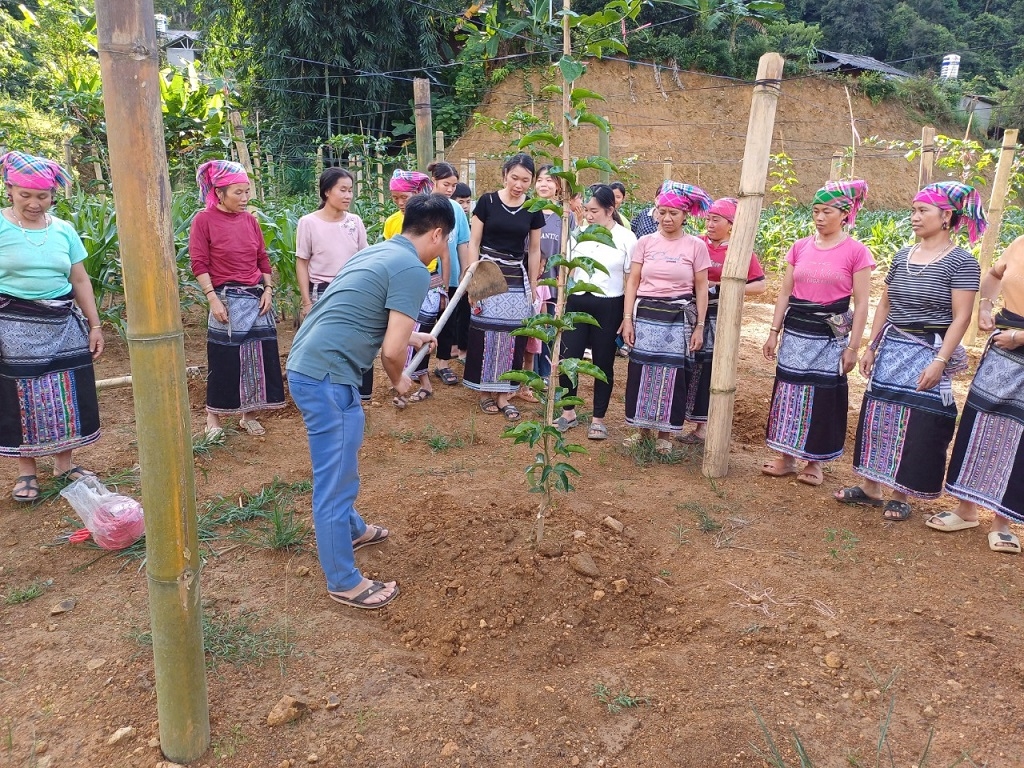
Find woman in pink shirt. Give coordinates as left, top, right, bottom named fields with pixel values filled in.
left=621, top=181, right=711, bottom=455
left=189, top=160, right=285, bottom=437
left=762, top=180, right=874, bottom=486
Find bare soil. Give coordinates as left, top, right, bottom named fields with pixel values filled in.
left=3, top=291, right=1022, bottom=768
left=449, top=60, right=962, bottom=210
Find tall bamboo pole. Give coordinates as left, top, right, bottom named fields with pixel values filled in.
left=414, top=78, right=433, bottom=172
left=965, top=128, right=1018, bottom=346
left=598, top=120, right=610, bottom=183
left=703, top=53, right=785, bottom=479
left=919, top=126, right=936, bottom=188
left=95, top=0, right=210, bottom=762
left=829, top=151, right=843, bottom=182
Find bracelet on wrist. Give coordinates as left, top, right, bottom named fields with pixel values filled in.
left=980, top=297, right=993, bottom=305
left=695, top=321, right=705, bottom=327
left=934, top=355, right=948, bottom=365
left=769, top=326, right=780, bottom=334
left=204, top=289, right=215, bottom=296
left=91, top=325, right=102, bottom=330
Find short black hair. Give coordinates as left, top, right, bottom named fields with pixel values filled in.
left=610, top=181, right=626, bottom=196
left=453, top=182, right=472, bottom=199
left=402, top=193, right=456, bottom=236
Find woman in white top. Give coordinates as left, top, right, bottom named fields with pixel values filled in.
left=555, top=184, right=637, bottom=440
left=296, top=168, right=368, bottom=319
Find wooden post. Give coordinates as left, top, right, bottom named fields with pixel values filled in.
left=598, top=119, right=610, bottom=183
left=228, top=109, right=255, bottom=179
left=460, top=158, right=469, bottom=187
left=413, top=78, right=433, bottom=172
left=663, top=158, right=672, bottom=181
left=435, top=130, right=445, bottom=162
left=829, top=151, right=843, bottom=181
left=354, top=154, right=364, bottom=196
left=375, top=159, right=385, bottom=205
left=315, top=146, right=324, bottom=178
left=62, top=140, right=74, bottom=196
left=966, top=128, right=1018, bottom=345
left=93, top=159, right=106, bottom=200
left=95, top=0, right=210, bottom=761
left=266, top=153, right=276, bottom=199
left=252, top=149, right=264, bottom=202
left=919, top=126, right=936, bottom=188
left=468, top=153, right=477, bottom=196
left=703, top=53, right=785, bottom=479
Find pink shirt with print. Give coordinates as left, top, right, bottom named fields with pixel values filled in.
left=632, top=232, right=712, bottom=297
left=786, top=236, right=875, bottom=304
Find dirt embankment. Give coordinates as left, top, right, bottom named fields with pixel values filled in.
left=449, top=59, right=956, bottom=209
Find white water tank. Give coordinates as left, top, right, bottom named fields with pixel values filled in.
left=154, top=14, right=168, bottom=37
left=940, top=54, right=961, bottom=79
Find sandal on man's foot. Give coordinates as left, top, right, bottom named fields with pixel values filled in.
left=434, top=366, right=459, bottom=386
left=882, top=500, right=912, bottom=522
left=328, top=581, right=400, bottom=610
left=239, top=418, right=266, bottom=436
left=587, top=423, right=608, bottom=440
left=407, top=389, right=434, bottom=404
left=353, top=524, right=390, bottom=551
left=392, top=394, right=409, bottom=410
left=835, top=486, right=884, bottom=507
left=58, top=466, right=95, bottom=483
left=498, top=404, right=521, bottom=422
left=12, top=475, right=39, bottom=503
left=554, top=415, right=578, bottom=433
left=479, top=397, right=500, bottom=415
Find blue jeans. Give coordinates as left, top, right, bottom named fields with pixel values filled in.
left=287, top=371, right=368, bottom=592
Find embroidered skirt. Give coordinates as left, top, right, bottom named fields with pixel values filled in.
left=624, top=295, right=697, bottom=433
left=462, top=253, right=532, bottom=393
left=405, top=276, right=445, bottom=379
left=765, top=301, right=851, bottom=462
left=685, top=303, right=718, bottom=424
left=946, top=328, right=1024, bottom=522
left=853, top=325, right=965, bottom=498
left=206, top=286, right=286, bottom=415
left=0, top=295, right=101, bottom=458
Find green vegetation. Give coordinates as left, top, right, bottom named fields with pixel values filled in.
left=4, top=579, right=52, bottom=605
left=134, top=609, right=294, bottom=667
left=593, top=683, right=651, bottom=713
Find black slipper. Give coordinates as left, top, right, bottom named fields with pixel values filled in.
left=434, top=367, right=459, bottom=386
left=328, top=581, right=400, bottom=610
left=883, top=500, right=912, bottom=522
left=835, top=486, right=884, bottom=507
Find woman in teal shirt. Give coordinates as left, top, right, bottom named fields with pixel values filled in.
left=0, top=151, right=105, bottom=501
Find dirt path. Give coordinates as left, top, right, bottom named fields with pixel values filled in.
left=2, top=296, right=1021, bottom=768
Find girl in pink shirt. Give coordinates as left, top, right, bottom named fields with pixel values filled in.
left=762, top=180, right=874, bottom=486
left=621, top=181, right=712, bottom=454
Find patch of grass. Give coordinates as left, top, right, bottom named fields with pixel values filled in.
left=593, top=683, right=650, bottom=714
left=204, top=478, right=310, bottom=526
left=671, top=524, right=690, bottom=547
left=623, top=435, right=686, bottom=467
left=824, top=528, right=859, bottom=563
left=4, top=579, right=52, bottom=605
left=247, top=507, right=310, bottom=551
left=423, top=427, right=466, bottom=453
left=134, top=610, right=294, bottom=668
left=391, top=429, right=416, bottom=443
left=192, top=428, right=229, bottom=458
left=677, top=501, right=724, bottom=533
left=212, top=724, right=247, bottom=759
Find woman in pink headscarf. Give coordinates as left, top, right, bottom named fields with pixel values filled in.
left=189, top=160, right=285, bottom=438
left=0, top=151, right=104, bottom=501
left=680, top=197, right=766, bottom=443
left=620, top=181, right=712, bottom=455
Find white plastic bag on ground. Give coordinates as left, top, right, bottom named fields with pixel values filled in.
left=59, top=475, right=145, bottom=550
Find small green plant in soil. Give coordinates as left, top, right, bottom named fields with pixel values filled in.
left=4, top=579, right=52, bottom=605
left=677, top=500, right=724, bottom=533
left=623, top=435, right=686, bottom=467
left=824, top=527, right=859, bottom=563
left=134, top=610, right=293, bottom=668
left=247, top=507, right=310, bottom=551
left=593, top=683, right=650, bottom=714
left=671, top=524, right=690, bottom=548
left=423, top=428, right=466, bottom=453
left=192, top=428, right=228, bottom=458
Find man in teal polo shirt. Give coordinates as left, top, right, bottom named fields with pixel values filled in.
left=287, top=194, right=455, bottom=609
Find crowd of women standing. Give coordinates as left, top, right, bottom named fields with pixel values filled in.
left=3, top=147, right=1022, bottom=558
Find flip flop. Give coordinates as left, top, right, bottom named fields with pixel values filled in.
left=988, top=531, right=1022, bottom=554
left=434, top=367, right=459, bottom=386
left=498, top=403, right=521, bottom=422
left=12, top=475, right=39, bottom=503
left=353, top=524, right=390, bottom=551
left=239, top=418, right=266, bottom=436
left=835, top=486, right=884, bottom=507
left=328, top=581, right=400, bottom=610
left=883, top=500, right=912, bottom=522
left=392, top=394, right=409, bottom=410
left=761, top=458, right=798, bottom=477
left=57, top=466, right=95, bottom=483
left=407, top=389, right=434, bottom=403
left=925, top=510, right=980, bottom=532
left=797, top=467, right=823, bottom=487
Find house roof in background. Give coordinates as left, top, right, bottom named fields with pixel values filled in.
left=811, top=49, right=911, bottom=79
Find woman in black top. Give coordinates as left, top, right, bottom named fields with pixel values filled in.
left=462, top=153, right=545, bottom=421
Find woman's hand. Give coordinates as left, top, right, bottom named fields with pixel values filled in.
left=840, top=346, right=858, bottom=375
left=916, top=359, right=945, bottom=391
left=994, top=329, right=1023, bottom=350
left=619, top=318, right=635, bottom=347
left=689, top=326, right=704, bottom=353
left=209, top=295, right=229, bottom=324
left=978, top=307, right=995, bottom=332
left=299, top=300, right=313, bottom=321
left=762, top=330, right=779, bottom=361
left=89, top=327, right=105, bottom=360
left=859, top=347, right=876, bottom=378
left=258, top=288, right=273, bottom=316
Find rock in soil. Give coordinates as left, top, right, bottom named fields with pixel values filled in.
left=536, top=540, right=563, bottom=558
left=50, top=598, right=76, bottom=615
left=267, top=695, right=310, bottom=726
left=602, top=516, right=624, bottom=533
left=106, top=726, right=135, bottom=746
left=570, top=552, right=601, bottom=578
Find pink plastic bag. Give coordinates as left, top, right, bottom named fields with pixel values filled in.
left=60, top=476, right=146, bottom=550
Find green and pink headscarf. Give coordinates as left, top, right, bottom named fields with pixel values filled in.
left=812, top=179, right=868, bottom=226
left=913, top=181, right=987, bottom=245
left=389, top=169, right=433, bottom=194
left=196, top=160, right=250, bottom=209
left=656, top=181, right=712, bottom=216
left=0, top=151, right=71, bottom=191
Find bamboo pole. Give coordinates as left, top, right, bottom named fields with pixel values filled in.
left=919, top=126, right=936, bottom=188
left=414, top=78, right=433, bottom=172
left=315, top=146, right=324, bottom=178
left=228, top=110, right=255, bottom=179
left=375, top=159, right=385, bottom=205
left=598, top=120, right=610, bottom=183
left=663, top=157, right=672, bottom=181
left=95, top=0, right=209, bottom=763
left=62, top=140, right=74, bottom=196
left=468, top=153, right=477, bottom=196
left=966, top=128, right=1018, bottom=346
left=703, top=53, right=785, bottom=479
left=460, top=157, right=469, bottom=187
left=435, top=130, right=445, bottom=162
left=829, top=151, right=843, bottom=181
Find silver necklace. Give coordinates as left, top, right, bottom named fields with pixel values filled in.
left=905, top=242, right=952, bottom=276
left=498, top=193, right=524, bottom=216
left=4, top=209, right=51, bottom=247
